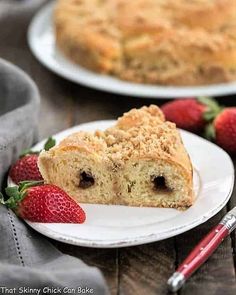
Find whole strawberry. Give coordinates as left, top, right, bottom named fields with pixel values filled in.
left=9, top=154, right=42, bottom=184
left=1, top=181, right=86, bottom=223
left=161, top=97, right=222, bottom=133
left=9, top=137, right=56, bottom=185
left=213, top=108, right=236, bottom=154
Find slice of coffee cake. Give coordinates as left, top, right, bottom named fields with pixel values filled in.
left=38, top=105, right=194, bottom=209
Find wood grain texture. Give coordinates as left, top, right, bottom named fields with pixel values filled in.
left=176, top=210, right=236, bottom=295
left=228, top=157, right=236, bottom=280
left=0, top=2, right=236, bottom=294
left=118, top=240, right=176, bottom=295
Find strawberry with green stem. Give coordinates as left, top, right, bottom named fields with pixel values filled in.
left=161, top=97, right=223, bottom=133
left=9, top=137, right=56, bottom=184
left=0, top=181, right=86, bottom=223
left=161, top=97, right=236, bottom=154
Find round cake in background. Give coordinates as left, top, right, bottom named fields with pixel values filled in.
left=54, top=0, right=236, bottom=86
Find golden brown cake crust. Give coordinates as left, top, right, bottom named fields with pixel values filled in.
left=54, top=0, right=236, bottom=86
left=39, top=105, right=194, bottom=209
left=47, top=105, right=188, bottom=168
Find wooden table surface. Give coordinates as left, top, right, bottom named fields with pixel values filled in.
left=1, top=3, right=236, bottom=294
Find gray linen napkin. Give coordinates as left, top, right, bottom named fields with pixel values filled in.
left=0, top=58, right=40, bottom=189
left=0, top=205, right=109, bottom=295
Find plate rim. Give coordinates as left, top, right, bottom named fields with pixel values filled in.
left=28, top=1, right=236, bottom=99
left=26, top=184, right=233, bottom=248
left=8, top=120, right=235, bottom=248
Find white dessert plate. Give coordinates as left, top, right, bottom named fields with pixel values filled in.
left=8, top=120, right=234, bottom=248
left=28, top=2, right=236, bottom=98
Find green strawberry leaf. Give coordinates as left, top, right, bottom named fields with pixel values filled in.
left=18, top=180, right=44, bottom=192
left=20, top=137, right=56, bottom=158
left=5, top=197, right=18, bottom=209
left=20, top=149, right=39, bottom=158
left=203, top=107, right=224, bottom=122
left=3, top=181, right=44, bottom=209
left=198, top=96, right=219, bottom=108
left=203, top=111, right=215, bottom=121
left=4, top=186, right=22, bottom=209
left=44, top=137, right=56, bottom=151
left=198, top=97, right=224, bottom=122
left=5, top=186, right=20, bottom=199
left=0, top=192, right=5, bottom=204
left=204, top=123, right=216, bottom=141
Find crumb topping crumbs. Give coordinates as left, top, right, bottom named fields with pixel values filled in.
left=49, top=105, right=188, bottom=168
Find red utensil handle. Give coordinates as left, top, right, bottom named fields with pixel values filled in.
left=168, top=208, right=236, bottom=292
left=177, top=224, right=229, bottom=279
